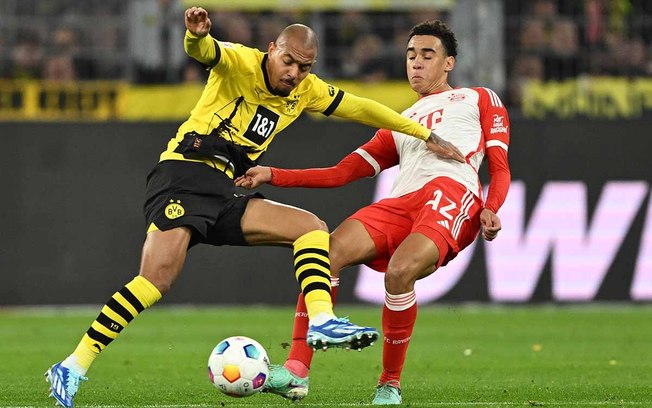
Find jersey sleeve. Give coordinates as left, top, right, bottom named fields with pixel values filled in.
left=330, top=92, right=431, bottom=140
left=184, top=30, right=220, bottom=67
left=474, top=87, right=511, bottom=213
left=270, top=128, right=399, bottom=188
left=484, top=147, right=511, bottom=213
left=303, top=75, right=346, bottom=116
left=354, top=128, right=400, bottom=175
left=303, top=78, right=431, bottom=141
left=184, top=30, right=243, bottom=72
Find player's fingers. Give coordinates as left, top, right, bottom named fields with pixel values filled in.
left=483, top=228, right=498, bottom=241
left=195, top=7, right=208, bottom=20
left=186, top=7, right=197, bottom=18
left=486, top=225, right=501, bottom=233
left=186, top=7, right=205, bottom=22
left=489, top=227, right=500, bottom=236
left=438, top=141, right=464, bottom=163
left=449, top=145, right=465, bottom=163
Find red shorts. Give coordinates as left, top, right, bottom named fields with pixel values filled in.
left=349, top=177, right=482, bottom=272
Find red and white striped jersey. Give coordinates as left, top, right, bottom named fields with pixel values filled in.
left=271, top=87, right=511, bottom=213
left=360, top=87, right=510, bottom=201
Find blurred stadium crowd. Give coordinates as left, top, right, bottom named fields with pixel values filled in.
left=505, top=0, right=652, bottom=105
left=1, top=0, right=651, bottom=107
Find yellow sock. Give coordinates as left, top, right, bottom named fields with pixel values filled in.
left=70, top=276, right=162, bottom=372
left=293, top=230, right=333, bottom=319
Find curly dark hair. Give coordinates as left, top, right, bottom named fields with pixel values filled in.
left=408, top=20, right=458, bottom=58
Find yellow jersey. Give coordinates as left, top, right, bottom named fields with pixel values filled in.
left=160, top=30, right=431, bottom=178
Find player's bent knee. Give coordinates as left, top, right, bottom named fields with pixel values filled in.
left=139, top=261, right=180, bottom=295
left=141, top=251, right=188, bottom=294
left=316, top=218, right=329, bottom=233
left=295, top=212, right=328, bottom=234
left=329, top=246, right=357, bottom=274
left=139, top=229, right=189, bottom=294
left=384, top=264, right=418, bottom=293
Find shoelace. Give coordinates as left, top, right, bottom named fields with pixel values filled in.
left=267, top=364, right=285, bottom=380
left=376, top=382, right=400, bottom=399
left=64, top=371, right=88, bottom=395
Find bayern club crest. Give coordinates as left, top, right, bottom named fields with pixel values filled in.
left=448, top=93, right=466, bottom=102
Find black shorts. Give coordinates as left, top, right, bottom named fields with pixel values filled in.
left=143, top=160, right=264, bottom=248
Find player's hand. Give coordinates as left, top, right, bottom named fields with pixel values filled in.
left=234, top=166, right=273, bottom=189
left=480, top=208, right=501, bottom=241
left=185, top=7, right=211, bottom=37
left=426, top=132, right=465, bottom=163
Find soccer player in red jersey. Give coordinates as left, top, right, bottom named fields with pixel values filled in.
left=236, top=19, right=512, bottom=405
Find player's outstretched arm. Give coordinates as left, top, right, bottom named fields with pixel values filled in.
left=236, top=151, right=376, bottom=190
left=332, top=93, right=429, bottom=139
left=331, top=93, right=464, bottom=162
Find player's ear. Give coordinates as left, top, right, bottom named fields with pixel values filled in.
left=444, top=55, right=455, bottom=72
left=268, top=42, right=276, bottom=54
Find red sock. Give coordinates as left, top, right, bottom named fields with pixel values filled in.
left=287, top=293, right=313, bottom=370
left=330, top=277, right=339, bottom=303
left=286, top=281, right=339, bottom=374
left=379, top=290, right=417, bottom=386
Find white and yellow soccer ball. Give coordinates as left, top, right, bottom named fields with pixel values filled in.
left=208, top=336, right=270, bottom=397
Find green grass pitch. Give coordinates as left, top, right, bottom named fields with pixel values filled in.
left=1, top=304, right=651, bottom=407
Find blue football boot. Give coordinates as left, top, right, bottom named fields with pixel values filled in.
left=307, top=316, right=379, bottom=351
left=45, top=362, right=87, bottom=408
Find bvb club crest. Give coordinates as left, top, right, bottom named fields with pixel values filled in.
left=285, top=96, right=299, bottom=114
left=165, top=199, right=185, bottom=219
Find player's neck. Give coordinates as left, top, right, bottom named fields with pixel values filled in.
left=419, top=83, right=453, bottom=98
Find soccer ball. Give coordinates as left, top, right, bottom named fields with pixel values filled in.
left=208, top=336, right=270, bottom=397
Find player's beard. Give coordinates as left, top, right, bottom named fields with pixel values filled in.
left=274, top=87, right=291, bottom=97
left=273, top=78, right=296, bottom=97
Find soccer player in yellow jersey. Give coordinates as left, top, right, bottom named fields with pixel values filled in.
left=45, top=7, right=464, bottom=407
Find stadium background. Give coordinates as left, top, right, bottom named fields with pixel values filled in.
left=1, top=0, right=651, bottom=305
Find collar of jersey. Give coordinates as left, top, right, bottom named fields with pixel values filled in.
left=261, top=54, right=287, bottom=97
left=419, top=86, right=459, bottom=99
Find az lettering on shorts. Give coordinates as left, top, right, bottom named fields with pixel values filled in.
left=411, top=177, right=482, bottom=263
left=350, top=177, right=482, bottom=272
